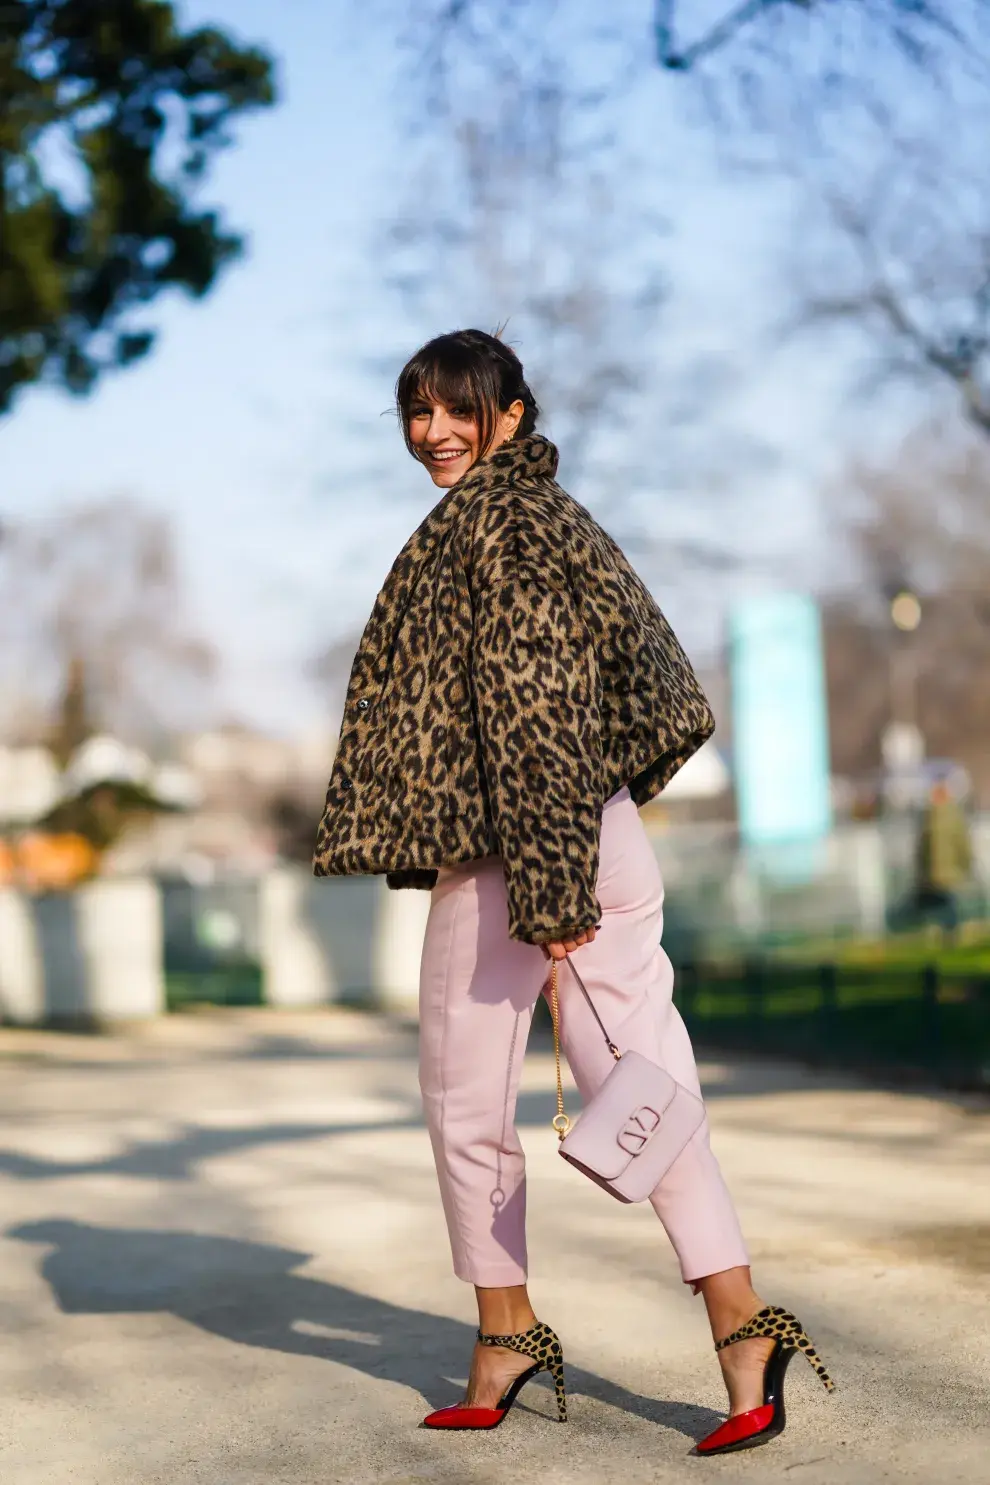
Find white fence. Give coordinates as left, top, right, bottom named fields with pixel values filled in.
left=2, top=815, right=989, bottom=1027
left=0, top=870, right=428, bottom=1026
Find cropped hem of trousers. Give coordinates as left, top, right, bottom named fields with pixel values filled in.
left=417, top=785, right=750, bottom=1288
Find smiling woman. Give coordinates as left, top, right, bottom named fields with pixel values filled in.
left=395, top=329, right=540, bottom=486
left=313, top=326, right=835, bottom=1456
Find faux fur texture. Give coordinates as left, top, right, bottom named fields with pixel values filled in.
left=313, top=434, right=713, bottom=944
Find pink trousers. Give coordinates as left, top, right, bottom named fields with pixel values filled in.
left=418, top=786, right=749, bottom=1287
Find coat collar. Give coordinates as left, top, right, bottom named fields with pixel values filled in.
left=352, top=435, right=560, bottom=692
left=419, top=433, right=560, bottom=537
left=445, top=433, right=559, bottom=506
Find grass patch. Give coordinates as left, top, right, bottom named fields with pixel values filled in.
left=165, top=965, right=264, bottom=1010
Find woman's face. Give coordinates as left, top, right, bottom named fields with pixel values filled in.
left=407, top=396, right=525, bottom=488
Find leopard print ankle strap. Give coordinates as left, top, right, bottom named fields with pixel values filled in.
left=475, top=1318, right=568, bottom=1422
left=715, top=1304, right=798, bottom=1352
left=477, top=1319, right=559, bottom=1361
left=714, top=1304, right=836, bottom=1392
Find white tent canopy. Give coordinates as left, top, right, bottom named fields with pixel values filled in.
left=0, top=747, right=61, bottom=826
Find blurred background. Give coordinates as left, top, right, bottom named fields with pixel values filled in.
left=2, top=0, right=989, bottom=1085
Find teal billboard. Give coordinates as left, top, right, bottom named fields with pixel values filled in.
left=728, top=593, right=832, bottom=849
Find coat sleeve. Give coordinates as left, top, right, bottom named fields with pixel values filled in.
left=471, top=577, right=604, bottom=945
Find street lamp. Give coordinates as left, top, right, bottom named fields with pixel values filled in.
left=883, top=588, right=924, bottom=808
left=888, top=589, right=922, bottom=731
left=890, top=590, right=922, bottom=635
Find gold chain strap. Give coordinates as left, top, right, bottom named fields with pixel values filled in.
left=549, top=958, right=571, bottom=1141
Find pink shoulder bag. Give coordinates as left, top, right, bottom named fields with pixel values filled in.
left=548, top=955, right=706, bottom=1203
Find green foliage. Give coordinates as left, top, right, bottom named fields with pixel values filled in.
left=41, top=779, right=176, bottom=850
left=0, top=0, right=276, bottom=411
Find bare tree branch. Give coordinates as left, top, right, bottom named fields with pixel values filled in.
left=792, top=171, right=990, bottom=435
left=656, top=0, right=970, bottom=74
left=382, top=0, right=990, bottom=435
left=0, top=501, right=218, bottom=747
left=824, top=419, right=990, bottom=797
left=380, top=11, right=673, bottom=485
left=655, top=0, right=794, bottom=71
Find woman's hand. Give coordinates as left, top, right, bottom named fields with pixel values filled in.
left=541, top=927, right=598, bottom=961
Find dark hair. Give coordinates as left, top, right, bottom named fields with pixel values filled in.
left=395, top=329, right=540, bottom=459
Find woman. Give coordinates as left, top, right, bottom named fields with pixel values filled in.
left=314, top=329, right=833, bottom=1455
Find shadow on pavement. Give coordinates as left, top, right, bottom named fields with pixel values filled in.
left=0, top=1060, right=976, bottom=1185
left=7, top=1219, right=723, bottom=1443
left=0, top=1114, right=421, bottom=1182
left=0, top=1087, right=627, bottom=1184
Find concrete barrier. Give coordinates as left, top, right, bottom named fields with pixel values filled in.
left=1, top=868, right=432, bottom=1024
left=258, top=867, right=427, bottom=1013
left=0, top=879, right=164, bottom=1026
left=371, top=880, right=430, bottom=1015
left=0, top=888, right=45, bottom=1022
left=259, top=866, right=337, bottom=1007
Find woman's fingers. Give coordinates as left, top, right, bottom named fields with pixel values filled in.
left=545, top=926, right=598, bottom=959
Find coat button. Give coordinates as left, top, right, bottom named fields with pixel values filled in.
left=357, top=698, right=370, bottom=711
left=340, top=778, right=352, bottom=790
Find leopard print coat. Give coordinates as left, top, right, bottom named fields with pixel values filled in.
left=313, top=434, right=714, bottom=945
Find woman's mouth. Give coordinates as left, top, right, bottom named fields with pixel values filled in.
left=427, top=447, right=469, bottom=464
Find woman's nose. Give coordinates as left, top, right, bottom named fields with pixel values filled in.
left=426, top=408, right=453, bottom=443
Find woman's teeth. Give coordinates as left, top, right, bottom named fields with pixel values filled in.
left=430, top=449, right=466, bottom=461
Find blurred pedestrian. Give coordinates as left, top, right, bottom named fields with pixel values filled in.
left=314, top=329, right=833, bottom=1454
left=915, top=779, right=973, bottom=936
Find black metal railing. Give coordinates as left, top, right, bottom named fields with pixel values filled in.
left=674, top=958, right=990, bottom=1090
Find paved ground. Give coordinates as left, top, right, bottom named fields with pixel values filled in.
left=0, top=1008, right=987, bottom=1485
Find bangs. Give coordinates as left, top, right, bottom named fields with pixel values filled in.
left=408, top=360, right=479, bottom=416
left=396, top=337, right=501, bottom=456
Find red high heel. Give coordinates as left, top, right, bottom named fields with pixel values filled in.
left=696, top=1305, right=835, bottom=1456
left=422, top=1320, right=567, bottom=1430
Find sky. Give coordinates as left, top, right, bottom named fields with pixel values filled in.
left=0, top=0, right=919, bottom=741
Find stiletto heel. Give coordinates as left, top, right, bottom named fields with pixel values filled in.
left=696, top=1304, right=835, bottom=1456
left=548, top=1353, right=568, bottom=1423
left=422, top=1319, right=567, bottom=1430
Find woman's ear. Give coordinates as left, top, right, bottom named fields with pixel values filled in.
left=501, top=398, right=526, bottom=440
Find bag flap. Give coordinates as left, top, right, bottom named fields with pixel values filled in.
left=610, top=1083, right=707, bottom=1202
left=559, top=1051, right=677, bottom=1181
